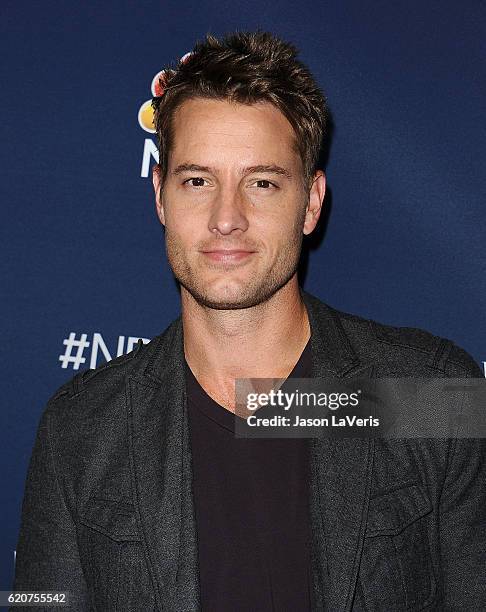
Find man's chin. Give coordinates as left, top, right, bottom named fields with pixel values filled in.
left=177, top=264, right=298, bottom=311
left=192, top=292, right=263, bottom=310
left=182, top=283, right=272, bottom=310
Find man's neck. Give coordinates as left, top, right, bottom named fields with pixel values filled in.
left=181, top=277, right=310, bottom=411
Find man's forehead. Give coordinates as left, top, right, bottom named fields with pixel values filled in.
left=172, top=98, right=297, bottom=142
left=169, top=98, right=301, bottom=170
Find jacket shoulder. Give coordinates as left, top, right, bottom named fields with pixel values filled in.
left=46, top=319, right=176, bottom=408
left=48, top=338, right=145, bottom=403
left=329, top=302, right=483, bottom=378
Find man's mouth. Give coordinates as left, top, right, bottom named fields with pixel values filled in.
left=200, top=249, right=256, bottom=263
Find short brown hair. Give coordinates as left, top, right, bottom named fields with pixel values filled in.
left=152, top=30, right=329, bottom=192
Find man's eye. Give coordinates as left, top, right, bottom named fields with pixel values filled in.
left=183, top=177, right=207, bottom=187
left=253, top=179, right=277, bottom=189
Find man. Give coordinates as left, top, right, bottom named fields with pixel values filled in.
left=13, top=31, right=485, bottom=611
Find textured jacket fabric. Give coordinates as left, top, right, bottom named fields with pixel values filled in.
left=12, top=289, right=486, bottom=611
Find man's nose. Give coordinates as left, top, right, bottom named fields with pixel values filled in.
left=208, top=188, right=249, bottom=235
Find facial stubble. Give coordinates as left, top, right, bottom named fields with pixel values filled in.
left=164, top=204, right=307, bottom=310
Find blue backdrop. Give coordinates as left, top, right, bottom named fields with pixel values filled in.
left=2, top=0, right=485, bottom=596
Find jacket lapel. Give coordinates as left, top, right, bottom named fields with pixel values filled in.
left=127, top=317, right=200, bottom=612
left=126, top=289, right=375, bottom=612
left=302, top=290, right=375, bottom=612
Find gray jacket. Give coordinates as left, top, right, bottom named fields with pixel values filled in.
left=12, top=290, right=486, bottom=611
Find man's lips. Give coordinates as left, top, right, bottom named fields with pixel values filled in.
left=200, top=249, right=256, bottom=262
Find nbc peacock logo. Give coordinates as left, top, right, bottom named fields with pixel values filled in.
left=137, top=71, right=166, bottom=134
left=137, top=52, right=192, bottom=177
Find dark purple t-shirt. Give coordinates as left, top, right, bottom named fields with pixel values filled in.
left=185, top=339, right=313, bottom=611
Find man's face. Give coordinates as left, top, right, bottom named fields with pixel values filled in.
left=153, top=98, right=324, bottom=309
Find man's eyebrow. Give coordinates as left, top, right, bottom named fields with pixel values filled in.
left=171, top=163, right=293, bottom=179
left=244, top=165, right=293, bottom=179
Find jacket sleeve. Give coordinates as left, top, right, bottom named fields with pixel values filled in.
left=11, top=396, right=90, bottom=611
left=439, top=346, right=486, bottom=610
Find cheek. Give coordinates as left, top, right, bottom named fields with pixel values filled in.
left=253, top=212, right=302, bottom=246
left=253, top=191, right=305, bottom=228
left=165, top=215, right=197, bottom=245
left=164, top=199, right=209, bottom=234
left=164, top=226, right=191, bottom=264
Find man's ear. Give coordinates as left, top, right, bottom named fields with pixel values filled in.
left=303, top=171, right=325, bottom=235
left=152, top=164, right=165, bottom=226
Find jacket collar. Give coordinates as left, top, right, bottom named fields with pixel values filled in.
left=127, top=289, right=374, bottom=611
left=140, top=288, right=366, bottom=383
